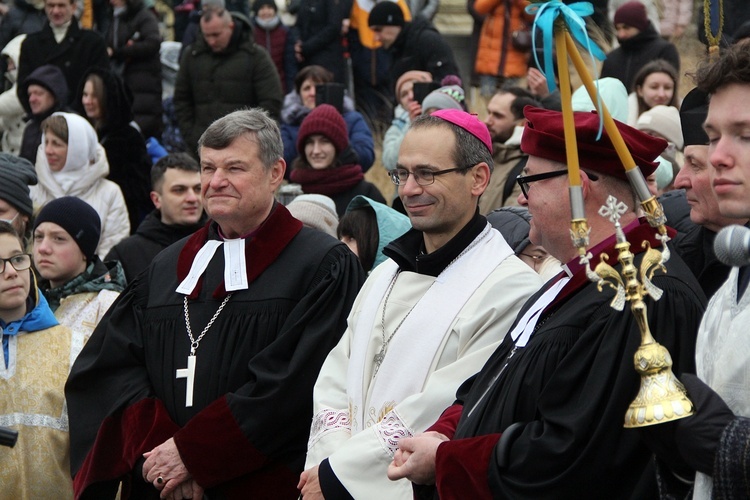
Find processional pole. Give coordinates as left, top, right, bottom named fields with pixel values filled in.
left=703, top=0, right=723, bottom=58
left=527, top=0, right=694, bottom=427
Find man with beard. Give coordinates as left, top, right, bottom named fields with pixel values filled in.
left=479, top=87, right=539, bottom=213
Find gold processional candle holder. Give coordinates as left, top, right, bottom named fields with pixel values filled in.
left=530, top=0, right=694, bottom=427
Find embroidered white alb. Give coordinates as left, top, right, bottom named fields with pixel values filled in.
left=374, top=409, right=412, bottom=457
left=308, top=408, right=351, bottom=450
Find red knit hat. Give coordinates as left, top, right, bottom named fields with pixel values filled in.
left=614, top=1, right=649, bottom=31
left=520, top=106, right=666, bottom=179
left=297, top=104, right=349, bottom=155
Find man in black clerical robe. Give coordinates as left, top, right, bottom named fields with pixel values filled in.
left=387, top=106, right=707, bottom=498
left=65, top=108, right=365, bottom=499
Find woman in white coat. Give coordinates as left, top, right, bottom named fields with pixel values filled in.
left=30, top=111, right=129, bottom=258
left=0, top=34, right=27, bottom=156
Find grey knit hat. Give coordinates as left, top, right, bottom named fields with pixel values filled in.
left=421, top=85, right=466, bottom=113
left=33, top=197, right=101, bottom=261
left=287, top=194, right=338, bottom=237
left=486, top=206, right=532, bottom=255
left=0, top=153, right=37, bottom=216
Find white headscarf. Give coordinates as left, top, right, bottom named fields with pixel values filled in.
left=45, top=112, right=100, bottom=192
left=36, top=112, right=109, bottom=197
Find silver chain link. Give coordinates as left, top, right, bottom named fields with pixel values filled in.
left=373, top=224, right=493, bottom=376
left=183, top=294, right=232, bottom=355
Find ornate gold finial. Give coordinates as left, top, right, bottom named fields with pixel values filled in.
left=527, top=0, right=689, bottom=427
left=587, top=196, right=694, bottom=427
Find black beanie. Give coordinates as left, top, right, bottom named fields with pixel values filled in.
left=34, top=197, right=102, bottom=261
left=0, top=153, right=37, bottom=217
left=680, top=88, right=710, bottom=146
left=252, top=0, right=276, bottom=14
left=368, top=2, right=405, bottom=27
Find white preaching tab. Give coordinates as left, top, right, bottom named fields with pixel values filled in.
left=176, top=355, right=197, bottom=407
left=176, top=240, right=223, bottom=295
left=511, top=277, right=570, bottom=348
left=223, top=238, right=248, bottom=291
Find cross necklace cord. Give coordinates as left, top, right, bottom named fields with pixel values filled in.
left=177, top=294, right=232, bottom=407
left=373, top=225, right=492, bottom=377
left=373, top=270, right=432, bottom=377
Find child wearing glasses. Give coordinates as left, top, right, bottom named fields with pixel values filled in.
left=0, top=220, right=77, bottom=497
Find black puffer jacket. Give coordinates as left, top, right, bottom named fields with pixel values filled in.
left=74, top=66, right=153, bottom=233
left=174, top=13, right=282, bottom=155
left=600, top=23, right=680, bottom=92
left=106, top=0, right=163, bottom=139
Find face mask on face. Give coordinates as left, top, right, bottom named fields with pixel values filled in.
left=5, top=68, right=17, bottom=85
left=255, top=15, right=280, bottom=30
left=0, top=211, right=19, bottom=225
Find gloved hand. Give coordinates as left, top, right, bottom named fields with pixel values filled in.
left=337, top=145, right=360, bottom=166
left=637, top=415, right=691, bottom=480
left=674, top=374, right=735, bottom=474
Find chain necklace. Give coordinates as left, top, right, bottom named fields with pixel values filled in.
left=372, top=271, right=433, bottom=377
left=176, top=293, right=232, bottom=407
left=372, top=225, right=492, bottom=377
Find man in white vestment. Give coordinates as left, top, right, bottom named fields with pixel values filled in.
left=298, top=109, right=543, bottom=499
left=637, top=42, right=750, bottom=499
left=683, top=42, right=750, bottom=499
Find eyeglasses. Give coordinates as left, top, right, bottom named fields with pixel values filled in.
left=0, top=254, right=32, bottom=274
left=390, top=165, right=475, bottom=186
left=516, top=169, right=598, bottom=198
left=516, top=169, right=568, bottom=198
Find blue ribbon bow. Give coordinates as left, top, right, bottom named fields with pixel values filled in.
left=527, top=0, right=608, bottom=138
left=526, top=1, right=606, bottom=93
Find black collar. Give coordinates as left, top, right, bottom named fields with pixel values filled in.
left=383, top=210, right=486, bottom=277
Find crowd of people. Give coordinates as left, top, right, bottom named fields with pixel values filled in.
left=1, top=0, right=750, bottom=498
